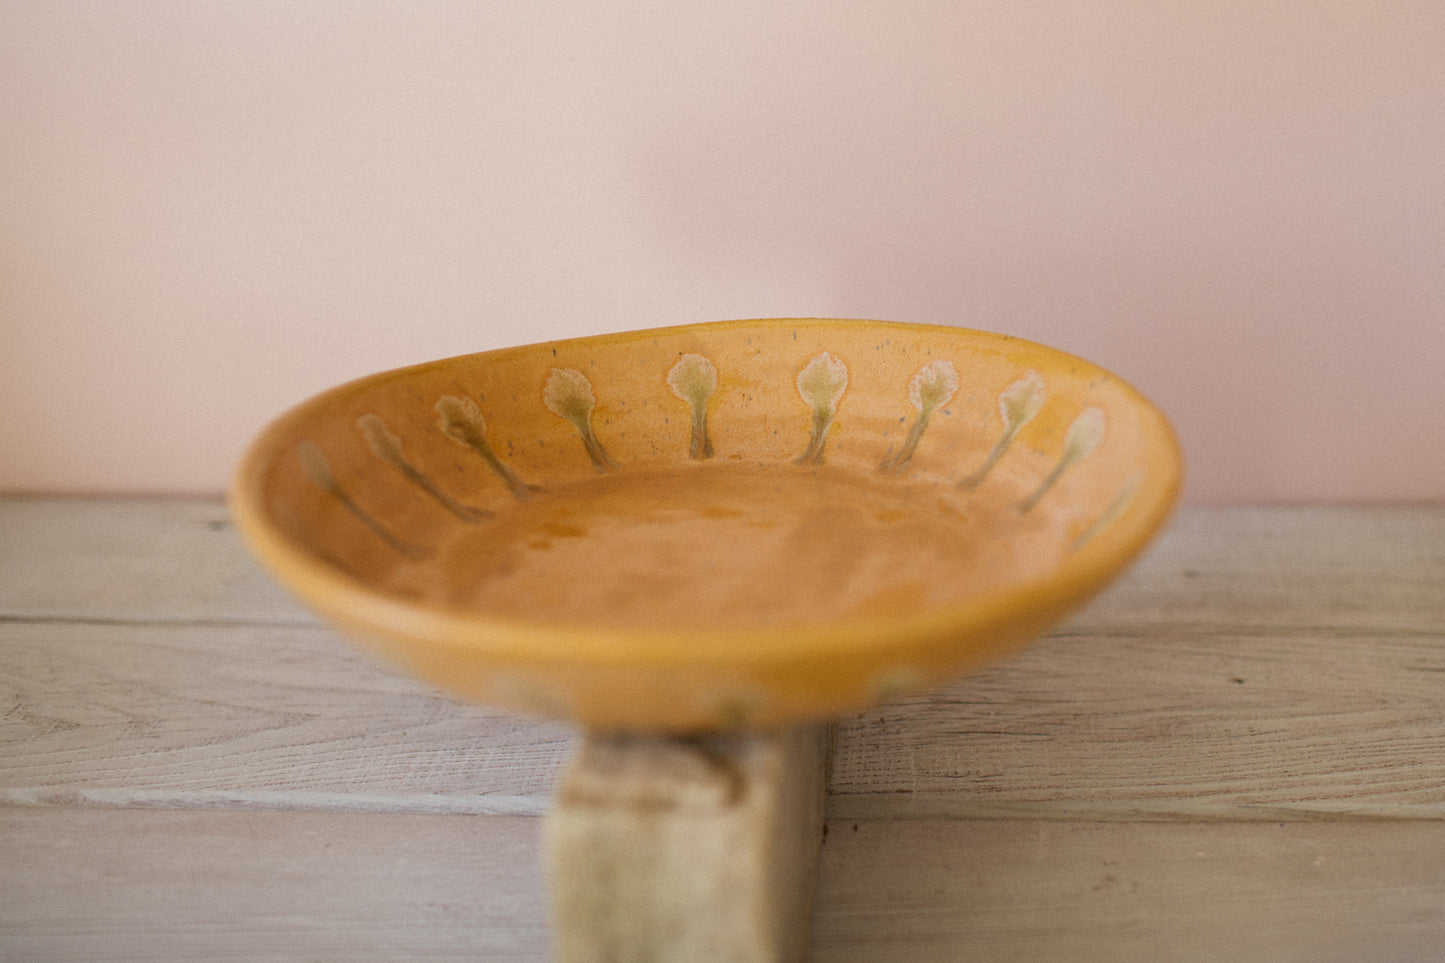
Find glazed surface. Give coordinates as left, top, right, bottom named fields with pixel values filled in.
left=232, top=320, right=1181, bottom=726
left=392, top=462, right=1068, bottom=631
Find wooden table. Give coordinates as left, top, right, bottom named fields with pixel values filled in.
left=3, top=498, right=1443, bottom=961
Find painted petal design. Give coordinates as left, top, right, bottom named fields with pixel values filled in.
left=1020, top=406, right=1108, bottom=512
left=297, top=441, right=428, bottom=559
left=436, top=394, right=489, bottom=448
left=667, top=353, right=718, bottom=407
left=357, top=413, right=408, bottom=469
left=544, top=368, right=615, bottom=471
left=796, top=352, right=848, bottom=414
left=1062, top=405, right=1107, bottom=463
left=435, top=396, right=535, bottom=499
left=908, top=359, right=959, bottom=416
left=794, top=352, right=848, bottom=465
left=882, top=359, right=959, bottom=474
left=358, top=414, right=487, bottom=522
left=544, top=368, right=598, bottom=423
left=667, top=353, right=718, bottom=460
left=959, top=371, right=1045, bottom=489
left=999, top=371, right=1046, bottom=431
left=297, top=439, right=338, bottom=491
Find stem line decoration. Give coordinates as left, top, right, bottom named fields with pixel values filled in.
left=959, top=371, right=1045, bottom=489
left=297, top=441, right=429, bottom=559
left=880, top=359, right=959, bottom=474
left=666, top=353, right=718, bottom=459
left=1020, top=406, right=1107, bottom=513
left=435, top=395, right=536, bottom=499
left=1073, top=472, right=1141, bottom=549
left=793, top=351, right=848, bottom=466
left=543, top=368, right=616, bottom=472
left=357, top=414, right=489, bottom=522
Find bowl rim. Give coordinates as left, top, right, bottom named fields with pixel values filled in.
left=229, top=317, right=1184, bottom=671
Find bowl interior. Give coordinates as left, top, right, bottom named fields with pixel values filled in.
left=233, top=319, right=1181, bottom=728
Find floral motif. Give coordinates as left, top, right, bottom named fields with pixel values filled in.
left=793, top=352, right=848, bottom=465
left=666, top=353, right=718, bottom=459
left=308, top=342, right=1132, bottom=563
left=544, top=368, right=616, bottom=472
left=297, top=441, right=428, bottom=559
left=436, top=395, right=536, bottom=499
left=959, top=371, right=1045, bottom=490
left=358, top=414, right=488, bottom=522
left=1020, top=406, right=1106, bottom=512
left=881, top=359, right=959, bottom=474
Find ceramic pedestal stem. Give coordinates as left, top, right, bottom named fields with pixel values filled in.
left=545, top=725, right=835, bottom=963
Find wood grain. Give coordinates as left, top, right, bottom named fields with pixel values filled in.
left=811, top=818, right=1445, bottom=963
left=1070, top=506, right=1445, bottom=634
left=830, top=626, right=1445, bottom=820
left=0, top=497, right=298, bottom=624
left=6, top=810, right=1445, bottom=963
left=0, top=620, right=572, bottom=814
left=0, top=807, right=550, bottom=962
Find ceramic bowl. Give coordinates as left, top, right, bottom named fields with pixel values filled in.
left=231, top=318, right=1182, bottom=731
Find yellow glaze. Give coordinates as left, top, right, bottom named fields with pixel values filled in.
left=231, top=318, right=1183, bottom=731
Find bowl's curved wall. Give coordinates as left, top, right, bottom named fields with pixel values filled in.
left=233, top=319, right=1181, bottom=729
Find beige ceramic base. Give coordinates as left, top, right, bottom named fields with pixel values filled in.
left=546, top=726, right=834, bottom=963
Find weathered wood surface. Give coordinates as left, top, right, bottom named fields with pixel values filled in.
left=0, top=620, right=570, bottom=815
left=812, top=819, right=1445, bottom=963
left=3, top=497, right=1445, bottom=960
left=7, top=810, right=1445, bottom=963
left=0, top=497, right=574, bottom=816
left=0, top=807, right=551, bottom=962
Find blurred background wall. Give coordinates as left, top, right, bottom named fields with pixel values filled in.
left=2, top=1, right=1441, bottom=502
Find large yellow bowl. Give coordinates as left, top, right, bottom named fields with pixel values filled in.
left=231, top=318, right=1182, bottom=731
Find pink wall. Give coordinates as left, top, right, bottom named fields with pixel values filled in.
left=3, top=2, right=1442, bottom=501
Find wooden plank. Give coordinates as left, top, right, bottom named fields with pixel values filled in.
left=1074, top=506, right=1445, bottom=634
left=810, top=818, right=1445, bottom=963
left=0, top=621, right=573, bottom=815
left=0, top=807, right=549, bottom=962
left=546, top=726, right=832, bottom=963
left=830, top=625, right=1445, bottom=820
left=11, top=611, right=1445, bottom=821
left=0, top=496, right=303, bottom=624
left=7, top=809, right=1444, bottom=963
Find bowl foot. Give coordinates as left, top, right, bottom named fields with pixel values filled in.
left=545, top=724, right=835, bottom=962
